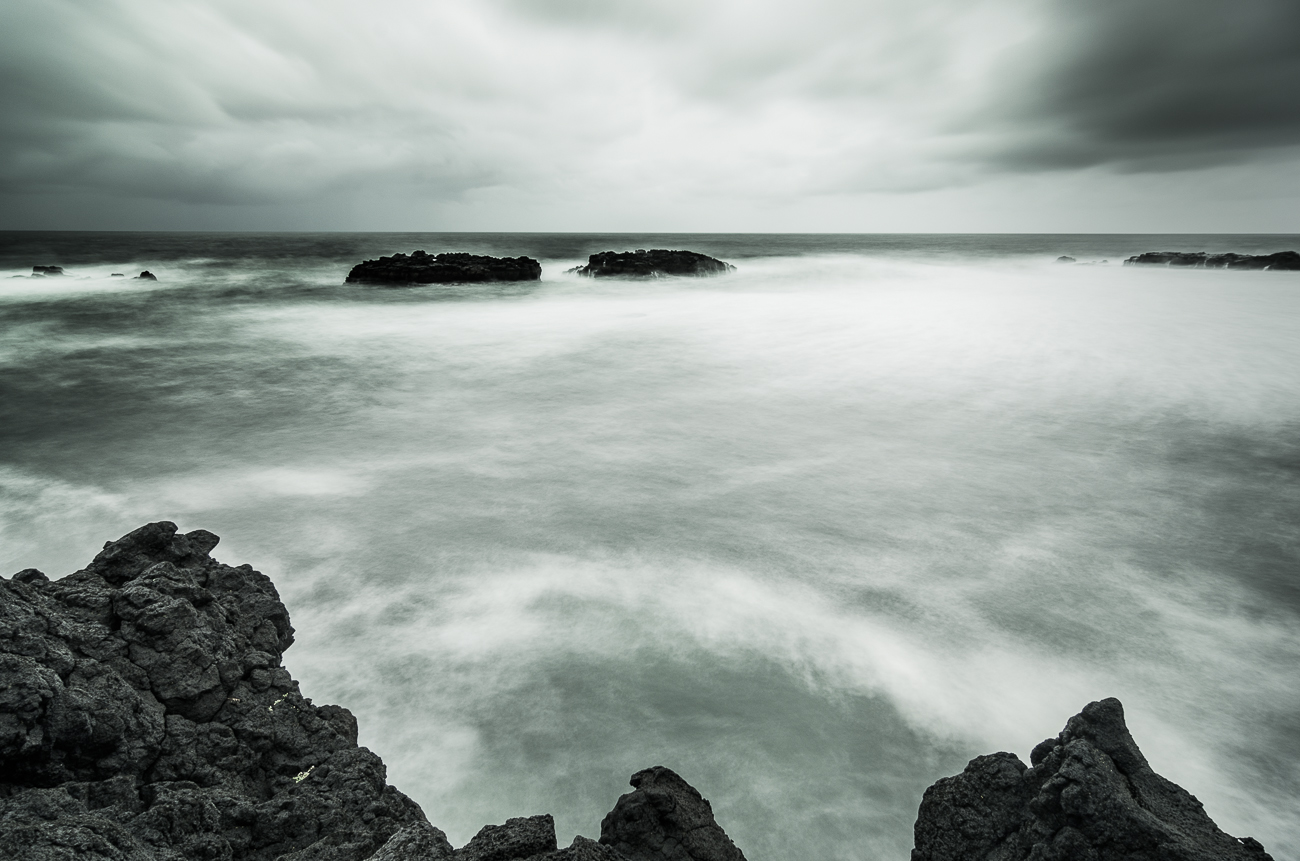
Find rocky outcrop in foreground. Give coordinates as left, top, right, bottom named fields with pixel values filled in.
left=0, top=524, right=746, bottom=861
left=0, top=522, right=432, bottom=861
left=346, top=251, right=542, bottom=285
left=1124, top=251, right=1300, bottom=270
left=912, top=698, right=1274, bottom=861
left=569, top=250, right=734, bottom=278
left=3, top=526, right=1274, bottom=861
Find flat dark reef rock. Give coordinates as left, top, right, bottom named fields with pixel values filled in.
left=1125, top=250, right=1300, bottom=270
left=569, top=249, right=735, bottom=278
left=0, top=524, right=1275, bottom=860
left=347, top=250, right=542, bottom=285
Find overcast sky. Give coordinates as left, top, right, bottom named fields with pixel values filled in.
left=2, top=0, right=1298, bottom=232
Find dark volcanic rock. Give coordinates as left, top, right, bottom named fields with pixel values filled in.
left=0, top=522, right=441, bottom=861
left=599, top=766, right=747, bottom=861
left=456, top=815, right=557, bottom=861
left=569, top=250, right=734, bottom=278
left=346, top=251, right=542, bottom=285
left=911, top=698, right=1274, bottom=861
left=137, top=271, right=158, bottom=281
left=1124, top=250, right=1300, bottom=270
left=33, top=266, right=66, bottom=276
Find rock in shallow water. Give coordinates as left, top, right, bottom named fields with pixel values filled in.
left=569, top=250, right=734, bottom=278
left=346, top=251, right=542, bottom=285
left=912, top=697, right=1274, bottom=861
left=1124, top=251, right=1300, bottom=270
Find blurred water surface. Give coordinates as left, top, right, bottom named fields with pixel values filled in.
left=2, top=232, right=1299, bottom=859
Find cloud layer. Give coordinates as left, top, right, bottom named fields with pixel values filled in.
left=2, top=0, right=1297, bottom=230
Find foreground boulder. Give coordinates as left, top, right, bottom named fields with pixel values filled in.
left=912, top=698, right=1274, bottom=861
left=0, top=522, right=436, bottom=861
left=347, top=251, right=542, bottom=285
left=569, top=250, right=734, bottom=278
left=1124, top=251, right=1300, bottom=270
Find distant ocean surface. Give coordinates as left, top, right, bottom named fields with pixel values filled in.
left=3, top=232, right=1299, bottom=859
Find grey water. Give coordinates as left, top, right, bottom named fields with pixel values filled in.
left=2, top=232, right=1299, bottom=859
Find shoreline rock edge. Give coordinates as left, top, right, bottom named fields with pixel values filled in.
left=912, top=697, right=1274, bottom=861
left=1, top=524, right=1276, bottom=860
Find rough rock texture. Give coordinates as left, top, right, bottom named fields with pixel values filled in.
left=911, top=698, right=1274, bottom=861
left=599, top=767, right=747, bottom=861
left=455, top=815, right=558, bottom=861
left=346, top=251, right=542, bottom=285
left=0, top=522, right=439, bottom=861
left=1124, top=250, right=1300, bottom=270
left=569, top=250, right=734, bottom=278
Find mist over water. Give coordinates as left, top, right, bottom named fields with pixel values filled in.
left=2, top=233, right=1299, bottom=859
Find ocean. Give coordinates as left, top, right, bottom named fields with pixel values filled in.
left=2, top=231, right=1298, bottom=859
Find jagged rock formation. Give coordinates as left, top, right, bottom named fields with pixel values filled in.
left=0, top=525, right=747, bottom=861
left=569, top=250, right=734, bottom=278
left=911, top=698, right=1274, bottom=861
left=599, top=767, right=746, bottom=861
left=0, top=522, right=436, bottom=861
left=1124, top=251, right=1300, bottom=270
left=346, top=251, right=542, bottom=285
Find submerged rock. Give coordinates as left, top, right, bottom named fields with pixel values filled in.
left=1055, top=256, right=1076, bottom=264
left=346, top=251, right=542, bottom=285
left=569, top=250, right=734, bottom=278
left=1124, top=251, right=1300, bottom=270
left=911, top=697, right=1274, bottom=861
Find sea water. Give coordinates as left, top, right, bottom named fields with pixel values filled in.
left=2, top=232, right=1298, bottom=859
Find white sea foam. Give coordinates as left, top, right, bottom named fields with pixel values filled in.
left=3, top=251, right=1298, bottom=858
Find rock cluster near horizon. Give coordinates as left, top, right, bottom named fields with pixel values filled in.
left=0, top=524, right=1276, bottom=860
left=1124, top=250, right=1300, bottom=270
left=569, top=250, right=734, bottom=278
left=346, top=251, right=542, bottom=285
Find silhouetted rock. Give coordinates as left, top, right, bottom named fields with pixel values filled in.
left=911, top=698, right=1274, bottom=861
left=0, top=522, right=436, bottom=861
left=1125, top=251, right=1300, bottom=270
left=569, top=250, right=734, bottom=278
left=599, top=766, right=747, bottom=861
left=1055, top=256, right=1075, bottom=264
left=346, top=251, right=542, bottom=285
left=137, top=271, right=158, bottom=280
left=112, top=273, right=126, bottom=278
left=33, top=265, right=65, bottom=276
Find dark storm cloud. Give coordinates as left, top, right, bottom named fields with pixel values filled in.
left=980, top=0, right=1300, bottom=171
left=1, top=0, right=1297, bottom=229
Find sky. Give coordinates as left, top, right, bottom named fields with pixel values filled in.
left=2, top=0, right=1298, bottom=232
